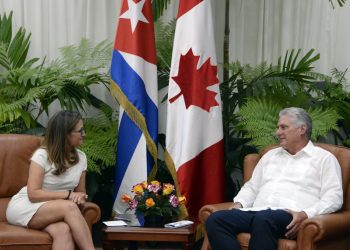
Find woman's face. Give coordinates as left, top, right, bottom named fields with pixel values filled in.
left=68, top=119, right=85, bottom=148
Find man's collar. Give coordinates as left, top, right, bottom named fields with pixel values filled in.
left=278, top=140, right=314, bottom=156
left=301, top=141, right=314, bottom=156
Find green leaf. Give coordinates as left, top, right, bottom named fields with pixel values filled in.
left=152, top=0, right=172, bottom=22
left=79, top=113, right=118, bottom=173
left=329, top=0, right=347, bottom=8
left=0, top=11, right=13, bottom=47
left=237, top=99, right=340, bottom=149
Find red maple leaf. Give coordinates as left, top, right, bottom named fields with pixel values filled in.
left=169, top=48, right=219, bottom=112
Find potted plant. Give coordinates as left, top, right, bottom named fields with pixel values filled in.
left=121, top=180, right=186, bottom=227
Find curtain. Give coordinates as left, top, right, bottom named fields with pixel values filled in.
left=0, top=0, right=120, bottom=61
left=224, top=0, right=350, bottom=77
left=1, top=0, right=349, bottom=100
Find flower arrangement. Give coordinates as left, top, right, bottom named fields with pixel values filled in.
left=121, top=180, right=186, bottom=218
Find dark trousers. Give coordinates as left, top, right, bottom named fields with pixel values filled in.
left=205, top=209, right=293, bottom=250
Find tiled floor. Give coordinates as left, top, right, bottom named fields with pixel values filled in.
left=95, top=240, right=200, bottom=249
left=94, top=246, right=182, bottom=250
left=94, top=243, right=183, bottom=250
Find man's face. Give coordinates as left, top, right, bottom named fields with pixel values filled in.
left=275, top=115, right=305, bottom=151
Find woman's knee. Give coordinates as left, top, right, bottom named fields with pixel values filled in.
left=45, top=222, right=71, bottom=238
left=56, top=200, right=81, bottom=215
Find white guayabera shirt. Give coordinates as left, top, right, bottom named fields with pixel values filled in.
left=234, top=141, right=343, bottom=218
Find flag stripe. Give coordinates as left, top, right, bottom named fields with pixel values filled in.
left=110, top=51, right=158, bottom=141
left=177, top=139, right=225, bottom=218
left=110, top=81, right=158, bottom=170
left=115, top=0, right=156, bottom=64
left=177, top=0, right=204, bottom=18
left=115, top=113, right=142, bottom=193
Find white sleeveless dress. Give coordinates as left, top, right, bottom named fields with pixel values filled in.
left=6, top=148, right=87, bottom=226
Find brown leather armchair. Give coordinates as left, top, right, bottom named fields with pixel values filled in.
left=199, top=143, right=350, bottom=250
left=0, top=134, right=101, bottom=250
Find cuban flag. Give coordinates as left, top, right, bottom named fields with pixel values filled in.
left=110, top=0, right=158, bottom=215
left=165, top=0, right=225, bottom=220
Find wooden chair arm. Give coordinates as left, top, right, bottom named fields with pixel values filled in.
left=198, top=202, right=232, bottom=224
left=198, top=202, right=232, bottom=250
left=80, top=202, right=101, bottom=231
left=297, top=211, right=350, bottom=249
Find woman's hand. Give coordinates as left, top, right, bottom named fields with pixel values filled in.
left=69, top=191, right=88, bottom=205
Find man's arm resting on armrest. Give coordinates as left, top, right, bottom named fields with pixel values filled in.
left=229, top=202, right=243, bottom=210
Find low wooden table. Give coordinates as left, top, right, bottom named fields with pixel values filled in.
left=102, top=225, right=195, bottom=250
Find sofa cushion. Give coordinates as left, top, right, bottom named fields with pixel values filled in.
left=0, top=198, right=10, bottom=222
left=0, top=135, right=42, bottom=199
left=0, top=134, right=100, bottom=250
left=0, top=222, right=51, bottom=249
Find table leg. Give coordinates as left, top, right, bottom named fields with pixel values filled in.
left=183, top=242, right=194, bottom=250
left=128, top=241, right=138, bottom=250
left=102, top=240, right=114, bottom=250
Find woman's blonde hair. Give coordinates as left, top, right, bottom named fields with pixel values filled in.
left=42, top=110, right=82, bottom=175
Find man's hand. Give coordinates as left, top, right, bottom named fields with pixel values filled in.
left=229, top=202, right=243, bottom=210
left=284, top=209, right=308, bottom=239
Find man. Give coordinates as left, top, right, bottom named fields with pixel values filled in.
left=206, top=107, right=343, bottom=250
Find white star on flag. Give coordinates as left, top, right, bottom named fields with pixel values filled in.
left=120, top=0, right=149, bottom=33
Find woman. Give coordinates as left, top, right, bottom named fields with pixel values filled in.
left=6, top=110, right=95, bottom=250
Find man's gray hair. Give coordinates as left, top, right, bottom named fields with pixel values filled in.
left=279, top=107, right=312, bottom=139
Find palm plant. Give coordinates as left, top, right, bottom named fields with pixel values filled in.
left=0, top=11, right=40, bottom=130
left=155, top=19, right=176, bottom=94
left=80, top=112, right=118, bottom=174
left=237, top=99, right=340, bottom=149
left=221, top=49, right=322, bottom=159
left=311, top=68, right=350, bottom=145
left=329, top=0, right=347, bottom=7
left=152, top=0, right=172, bottom=21
left=0, top=10, right=113, bottom=133
left=39, top=38, right=113, bottom=118
left=0, top=11, right=118, bottom=173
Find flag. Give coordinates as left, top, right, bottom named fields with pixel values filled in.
left=110, top=0, right=158, bottom=215
left=165, top=0, right=226, bottom=221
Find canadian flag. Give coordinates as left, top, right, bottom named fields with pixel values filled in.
left=165, top=0, right=225, bottom=221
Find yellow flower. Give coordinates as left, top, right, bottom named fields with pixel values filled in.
left=150, top=180, right=160, bottom=186
left=163, top=183, right=174, bottom=195
left=178, top=196, right=186, bottom=205
left=132, top=184, right=144, bottom=195
left=145, top=198, right=155, bottom=208
left=141, top=181, right=148, bottom=189
left=125, top=180, right=183, bottom=217
left=121, top=194, right=132, bottom=203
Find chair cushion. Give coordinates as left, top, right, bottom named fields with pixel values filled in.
left=0, top=135, right=42, bottom=198
left=0, top=198, right=10, bottom=222
left=0, top=222, right=51, bottom=249
left=237, top=233, right=296, bottom=250
left=237, top=233, right=250, bottom=248
left=278, top=239, right=297, bottom=250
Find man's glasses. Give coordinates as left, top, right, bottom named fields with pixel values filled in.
left=72, top=128, right=85, bottom=136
